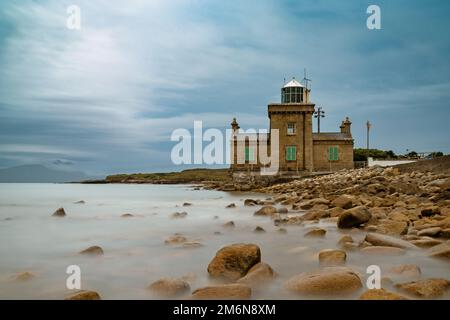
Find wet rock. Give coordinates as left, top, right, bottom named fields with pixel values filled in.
left=207, top=243, right=261, bottom=280
left=294, top=198, right=330, bottom=210
left=301, top=209, right=329, bottom=221
left=304, top=228, right=326, bottom=238
left=52, top=207, right=66, bottom=217
left=226, top=203, right=236, bottom=208
left=254, top=206, right=277, bottom=217
left=13, top=271, right=35, bottom=281
left=192, top=284, right=251, bottom=299
left=318, top=249, right=346, bottom=266
left=390, top=265, right=421, bottom=278
left=395, top=278, right=450, bottom=298
left=285, top=268, right=362, bottom=295
left=364, top=233, right=417, bottom=249
left=254, top=226, right=266, bottom=233
left=121, top=213, right=134, bottom=218
left=244, top=199, right=258, bottom=206
left=148, top=277, right=190, bottom=297
left=331, top=195, right=354, bottom=209
left=65, top=290, right=101, bottom=300
left=171, top=211, right=188, bottom=218
left=337, top=206, right=371, bottom=228
left=361, top=246, right=406, bottom=255
left=441, top=228, right=450, bottom=238
left=79, top=245, right=104, bottom=256
left=182, top=202, right=192, bottom=207
left=428, top=241, right=450, bottom=259
left=237, top=262, right=275, bottom=286
left=74, top=200, right=85, bottom=204
left=359, top=288, right=407, bottom=300
left=164, top=234, right=187, bottom=245
left=223, top=221, right=235, bottom=228
left=417, top=227, right=442, bottom=237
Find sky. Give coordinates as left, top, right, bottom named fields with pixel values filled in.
left=0, top=0, right=449, bottom=176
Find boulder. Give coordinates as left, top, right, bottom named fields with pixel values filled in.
left=337, top=206, right=371, bottom=228
left=304, top=228, right=326, bottom=238
left=428, top=241, right=450, bottom=260
left=331, top=195, right=354, bottom=209
left=223, top=221, right=235, bottom=228
left=52, top=207, right=66, bottom=217
left=79, top=246, right=104, bottom=256
left=171, top=211, right=188, bottom=218
left=417, top=227, right=442, bottom=237
left=389, top=265, right=421, bottom=278
left=237, top=262, right=275, bottom=286
left=285, top=268, right=362, bottom=295
left=395, top=278, right=450, bottom=298
left=329, top=207, right=345, bottom=217
left=337, top=235, right=354, bottom=246
left=411, top=238, right=443, bottom=248
left=364, top=233, right=417, bottom=249
left=294, top=198, right=330, bottom=210
left=441, top=228, right=450, bottom=239
left=277, top=207, right=288, bottom=214
left=192, top=284, right=251, bottom=299
left=207, top=243, right=261, bottom=280
left=244, top=199, right=258, bottom=206
left=121, top=213, right=134, bottom=218
left=226, top=203, right=236, bottom=208
left=148, top=277, right=190, bottom=297
left=318, top=249, right=346, bottom=266
left=65, top=290, right=101, bottom=300
left=421, top=206, right=441, bottom=217
left=301, top=210, right=329, bottom=221
left=376, top=220, right=408, bottom=236
left=254, top=206, right=278, bottom=217
left=359, top=288, right=407, bottom=300
left=361, top=246, right=406, bottom=255
left=182, top=202, right=192, bottom=207
left=13, top=271, right=35, bottom=281
left=164, top=234, right=187, bottom=245
left=254, top=226, right=266, bottom=233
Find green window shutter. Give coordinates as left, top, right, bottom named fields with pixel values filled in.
left=328, top=146, right=339, bottom=161
left=245, top=147, right=255, bottom=162
left=286, top=146, right=296, bottom=161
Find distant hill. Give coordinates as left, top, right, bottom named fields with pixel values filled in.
left=0, top=164, right=88, bottom=183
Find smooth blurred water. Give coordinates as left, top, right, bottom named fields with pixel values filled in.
left=0, top=183, right=448, bottom=300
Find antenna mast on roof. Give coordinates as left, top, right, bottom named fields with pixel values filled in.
left=303, top=68, right=312, bottom=91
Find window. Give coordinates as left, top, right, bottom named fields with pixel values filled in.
left=287, top=122, right=296, bottom=135
left=328, top=146, right=339, bottom=161
left=245, top=146, right=255, bottom=162
left=286, top=146, right=297, bottom=161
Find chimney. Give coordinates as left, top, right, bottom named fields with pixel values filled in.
left=231, top=117, right=240, bottom=134
left=340, top=117, right=352, bottom=134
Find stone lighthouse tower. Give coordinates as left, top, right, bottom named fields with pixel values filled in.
left=268, top=78, right=315, bottom=172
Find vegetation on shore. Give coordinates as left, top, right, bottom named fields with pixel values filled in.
left=92, top=168, right=231, bottom=184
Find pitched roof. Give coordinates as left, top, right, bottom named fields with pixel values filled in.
left=283, top=78, right=304, bottom=88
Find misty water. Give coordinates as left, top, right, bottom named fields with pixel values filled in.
left=0, top=183, right=448, bottom=299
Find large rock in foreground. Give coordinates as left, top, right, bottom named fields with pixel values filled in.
left=192, top=284, right=251, bottom=299
left=254, top=206, right=277, bottom=217
left=65, top=290, right=101, bottom=300
left=285, top=268, right=362, bottom=295
left=395, top=278, right=450, bottom=298
left=337, top=206, right=371, bottom=228
left=207, top=243, right=261, bottom=280
left=359, top=288, right=407, bottom=300
left=148, top=277, right=190, bottom=297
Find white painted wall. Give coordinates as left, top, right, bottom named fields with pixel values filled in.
left=367, top=157, right=417, bottom=167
